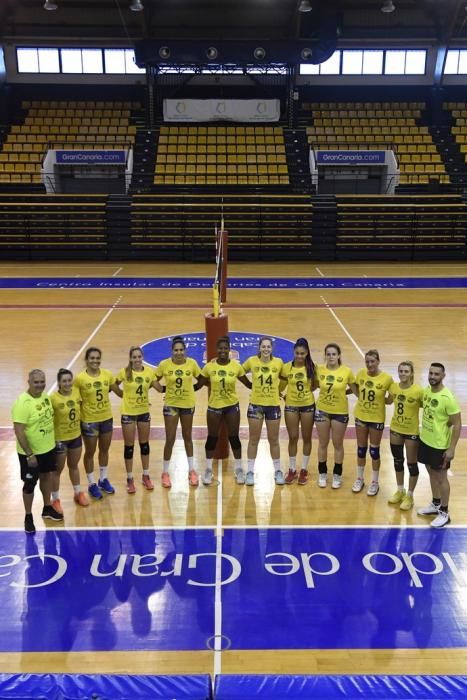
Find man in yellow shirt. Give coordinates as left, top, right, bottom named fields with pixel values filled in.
left=12, top=369, right=63, bottom=534
left=417, top=363, right=461, bottom=528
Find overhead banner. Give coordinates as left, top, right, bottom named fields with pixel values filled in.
left=55, top=150, right=127, bottom=165
left=163, top=99, right=280, bottom=123
left=316, top=150, right=386, bottom=165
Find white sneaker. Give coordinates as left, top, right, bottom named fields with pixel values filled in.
left=430, top=511, right=450, bottom=528
left=274, top=469, right=285, bottom=485
left=318, top=473, right=328, bottom=488
left=235, top=469, right=245, bottom=485
left=352, top=476, right=364, bottom=493
left=417, top=502, right=439, bottom=516
left=367, top=480, right=379, bottom=496
left=332, top=474, right=342, bottom=489
left=245, top=471, right=255, bottom=486
left=202, top=470, right=213, bottom=485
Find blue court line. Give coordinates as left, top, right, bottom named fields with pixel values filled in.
left=0, top=527, right=466, bottom=654
left=1, top=276, right=467, bottom=289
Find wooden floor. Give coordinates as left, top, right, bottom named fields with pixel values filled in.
left=1, top=260, right=467, bottom=677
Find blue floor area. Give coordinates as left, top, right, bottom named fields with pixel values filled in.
left=0, top=528, right=466, bottom=653
left=2, top=276, right=467, bottom=289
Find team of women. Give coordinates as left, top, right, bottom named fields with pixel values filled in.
left=42, top=334, right=430, bottom=517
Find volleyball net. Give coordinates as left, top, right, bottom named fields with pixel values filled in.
left=212, top=213, right=228, bottom=318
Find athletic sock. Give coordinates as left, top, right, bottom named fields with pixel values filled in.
left=163, top=460, right=170, bottom=473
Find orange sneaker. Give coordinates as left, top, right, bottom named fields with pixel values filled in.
left=142, top=474, right=154, bottom=490
left=189, top=469, right=199, bottom=487
left=126, top=478, right=136, bottom=494
left=161, top=472, right=171, bottom=488
left=73, top=491, right=89, bottom=507
left=284, top=469, right=298, bottom=484
left=51, top=498, right=63, bottom=515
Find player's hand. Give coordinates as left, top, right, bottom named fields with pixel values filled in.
left=442, top=448, right=454, bottom=469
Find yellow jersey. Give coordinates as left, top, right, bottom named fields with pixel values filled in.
left=51, top=387, right=82, bottom=441
left=242, top=356, right=283, bottom=406
left=316, top=364, right=355, bottom=414
left=282, top=361, right=315, bottom=407
left=74, top=368, right=114, bottom=422
left=156, top=357, right=201, bottom=409
left=201, top=359, right=245, bottom=409
left=116, top=366, right=157, bottom=415
left=421, top=385, right=461, bottom=450
left=389, top=382, right=424, bottom=436
left=12, top=392, right=55, bottom=455
left=354, top=369, right=393, bottom=423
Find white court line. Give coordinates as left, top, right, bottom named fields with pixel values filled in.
left=213, top=458, right=224, bottom=676
left=315, top=267, right=325, bottom=277
left=1, top=523, right=466, bottom=531
left=320, top=295, right=365, bottom=358
left=112, top=267, right=123, bottom=277
left=46, top=295, right=123, bottom=394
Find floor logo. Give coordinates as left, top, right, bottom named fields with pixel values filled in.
left=142, top=332, right=295, bottom=367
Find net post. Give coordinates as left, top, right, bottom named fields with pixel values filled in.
left=204, top=312, right=230, bottom=460
left=220, top=229, right=228, bottom=304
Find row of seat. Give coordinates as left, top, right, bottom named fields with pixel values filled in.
left=159, top=134, right=284, bottom=145
left=3, top=140, right=129, bottom=151
left=23, top=117, right=131, bottom=127
left=309, top=119, right=422, bottom=128
left=153, top=175, right=290, bottom=185
left=156, top=153, right=287, bottom=164
left=159, top=125, right=282, bottom=135
left=25, top=109, right=132, bottom=119
left=303, top=101, right=425, bottom=110
left=307, top=126, right=429, bottom=136
left=308, top=135, right=434, bottom=144
left=21, top=100, right=141, bottom=109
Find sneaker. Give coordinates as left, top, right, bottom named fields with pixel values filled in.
left=126, top=477, right=136, bottom=494
left=318, top=473, right=328, bottom=488
left=367, top=481, right=379, bottom=496
left=417, top=502, right=439, bottom=516
left=24, top=513, right=35, bottom=534
left=203, top=470, right=213, bottom=485
left=98, top=478, right=115, bottom=494
left=88, top=483, right=103, bottom=500
left=142, top=474, right=154, bottom=490
left=189, top=470, right=199, bottom=487
left=161, top=472, right=172, bottom=488
left=51, top=498, right=63, bottom=515
left=245, top=470, right=255, bottom=486
left=285, top=469, right=297, bottom=484
left=42, top=505, right=64, bottom=521
left=431, top=510, right=450, bottom=528
left=297, top=469, right=308, bottom=485
left=352, top=477, right=365, bottom=493
left=235, top=469, right=246, bottom=485
left=74, top=491, right=89, bottom=507
left=332, top=474, right=342, bottom=489
left=274, top=469, right=285, bottom=485
left=400, top=494, right=414, bottom=511
left=388, top=489, right=406, bottom=505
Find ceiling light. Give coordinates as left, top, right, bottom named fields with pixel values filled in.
left=253, top=47, right=266, bottom=60
left=298, top=0, right=312, bottom=12
left=381, top=0, right=395, bottom=12
left=301, top=48, right=313, bottom=60
left=206, top=47, right=219, bottom=60
left=129, top=0, right=144, bottom=11
left=159, top=46, right=171, bottom=59
left=43, top=0, right=58, bottom=9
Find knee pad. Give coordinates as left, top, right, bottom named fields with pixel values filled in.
left=124, top=445, right=134, bottom=460
left=408, top=462, right=419, bottom=477
left=205, top=434, right=218, bottom=452
left=390, top=443, right=404, bottom=471
left=369, top=445, right=380, bottom=461
left=139, top=442, right=150, bottom=456
left=228, top=435, right=242, bottom=451
left=357, top=445, right=367, bottom=459
left=22, top=474, right=38, bottom=495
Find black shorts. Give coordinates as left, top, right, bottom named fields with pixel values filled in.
left=355, top=417, right=385, bottom=431
left=19, top=448, right=57, bottom=479
left=207, top=403, right=240, bottom=416
left=418, top=440, right=450, bottom=470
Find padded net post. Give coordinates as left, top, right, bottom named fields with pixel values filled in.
left=204, top=312, right=229, bottom=459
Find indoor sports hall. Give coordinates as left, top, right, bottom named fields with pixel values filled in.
left=1, top=0, right=467, bottom=698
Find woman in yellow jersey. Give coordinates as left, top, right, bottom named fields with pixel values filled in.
left=198, top=336, right=252, bottom=486
left=114, top=346, right=158, bottom=494
left=154, top=336, right=202, bottom=488
left=386, top=361, right=424, bottom=511
left=352, top=349, right=393, bottom=497
left=242, top=336, right=284, bottom=486
left=315, top=343, right=357, bottom=489
left=74, top=347, right=118, bottom=500
left=50, top=368, right=89, bottom=512
left=281, top=338, right=316, bottom=486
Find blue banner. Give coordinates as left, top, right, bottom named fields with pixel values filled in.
left=56, top=150, right=126, bottom=165
left=0, top=528, right=466, bottom=653
left=1, top=276, right=467, bottom=290
left=316, top=150, right=386, bottom=165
